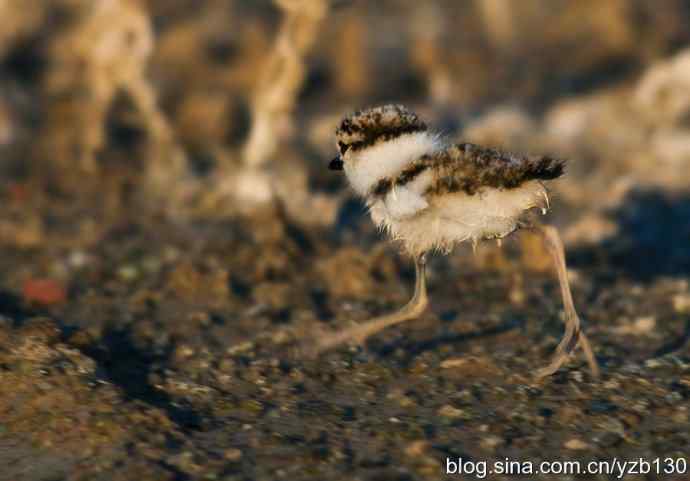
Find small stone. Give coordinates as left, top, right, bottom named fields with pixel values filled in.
left=438, top=404, right=465, bottom=420
left=673, top=293, right=690, bottom=313
left=438, top=356, right=501, bottom=378
left=645, top=358, right=663, bottom=369
left=613, top=316, right=656, bottom=335
left=564, top=438, right=590, bottom=450
left=227, top=341, right=254, bottom=355
left=270, top=329, right=290, bottom=344
left=440, top=358, right=466, bottom=369
left=480, top=435, right=504, bottom=451
left=174, top=344, right=195, bottom=361
left=405, top=440, right=429, bottom=458
left=603, top=379, right=621, bottom=390
left=68, top=250, right=90, bottom=268
left=509, top=284, right=526, bottom=305
left=224, top=448, right=242, bottom=462
left=117, top=265, right=139, bottom=281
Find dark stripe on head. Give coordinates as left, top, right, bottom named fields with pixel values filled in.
left=335, top=105, right=428, bottom=152
left=345, top=123, right=428, bottom=153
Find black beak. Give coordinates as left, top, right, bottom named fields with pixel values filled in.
left=329, top=155, right=344, bottom=171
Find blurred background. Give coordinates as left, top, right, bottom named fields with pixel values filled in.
left=1, top=1, right=690, bottom=480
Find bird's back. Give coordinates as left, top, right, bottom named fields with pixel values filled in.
left=427, top=143, right=565, bottom=196
left=368, top=142, right=564, bottom=201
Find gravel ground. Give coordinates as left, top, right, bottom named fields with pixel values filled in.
left=1, top=191, right=689, bottom=480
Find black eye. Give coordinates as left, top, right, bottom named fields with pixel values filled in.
left=338, top=141, right=350, bottom=155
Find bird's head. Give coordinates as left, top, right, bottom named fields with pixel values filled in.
left=330, top=105, right=438, bottom=196
left=330, top=104, right=428, bottom=171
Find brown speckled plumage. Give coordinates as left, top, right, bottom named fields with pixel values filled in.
left=369, top=142, right=565, bottom=198
left=426, top=142, right=565, bottom=196
left=335, top=104, right=427, bottom=153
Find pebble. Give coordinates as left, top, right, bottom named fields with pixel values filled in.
left=117, top=265, right=139, bottom=281
left=438, top=405, right=466, bottom=420
left=227, top=341, right=254, bottom=355
left=613, top=316, right=656, bottom=335
left=673, top=293, right=690, bottom=313
left=480, top=435, right=504, bottom=451
left=68, top=250, right=90, bottom=268
left=440, top=358, right=466, bottom=369
left=564, top=438, right=591, bottom=450
left=404, top=440, right=428, bottom=458
left=224, top=449, right=242, bottom=462
left=645, top=358, right=664, bottom=369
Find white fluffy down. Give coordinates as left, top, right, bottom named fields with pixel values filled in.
left=378, top=168, right=433, bottom=219
left=344, top=132, right=441, bottom=196
left=370, top=180, right=549, bottom=255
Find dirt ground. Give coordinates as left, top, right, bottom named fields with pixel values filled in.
left=1, top=1, right=690, bottom=480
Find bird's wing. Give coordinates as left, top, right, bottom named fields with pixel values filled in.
left=426, top=143, right=565, bottom=197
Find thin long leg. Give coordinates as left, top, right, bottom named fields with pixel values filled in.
left=535, top=225, right=600, bottom=378
left=305, top=253, right=429, bottom=357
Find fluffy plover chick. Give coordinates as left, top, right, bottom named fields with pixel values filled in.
left=314, top=104, right=599, bottom=378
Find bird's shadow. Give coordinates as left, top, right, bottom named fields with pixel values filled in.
left=370, top=314, right=525, bottom=367
left=571, top=188, right=690, bottom=282
left=570, top=188, right=690, bottom=359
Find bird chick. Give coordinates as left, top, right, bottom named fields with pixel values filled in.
left=317, top=104, right=599, bottom=379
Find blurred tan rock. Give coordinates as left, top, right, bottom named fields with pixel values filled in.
left=634, top=49, right=690, bottom=126
left=564, top=438, right=591, bottom=450
left=612, top=316, right=657, bottom=336
left=673, top=293, right=690, bottom=313
left=243, top=0, right=328, bottom=168
left=563, top=213, right=618, bottom=245
left=463, top=106, right=537, bottom=151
